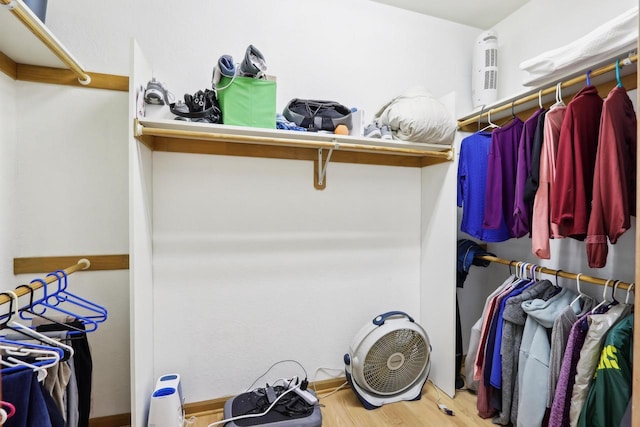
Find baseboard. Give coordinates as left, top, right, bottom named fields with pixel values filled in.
left=89, top=413, right=131, bottom=427
left=88, top=377, right=349, bottom=426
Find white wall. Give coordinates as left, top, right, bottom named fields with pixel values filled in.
left=151, top=153, right=425, bottom=401
left=456, top=0, right=638, bottom=355
left=46, top=0, right=480, bottom=123
left=0, top=73, right=16, bottom=287
left=13, top=82, right=130, bottom=417
left=38, top=0, right=478, bottom=415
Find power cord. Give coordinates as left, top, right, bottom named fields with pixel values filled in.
left=317, top=381, right=349, bottom=400
left=245, top=359, right=309, bottom=392
left=427, top=379, right=455, bottom=416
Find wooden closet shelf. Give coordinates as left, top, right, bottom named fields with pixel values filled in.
left=0, top=0, right=128, bottom=90
left=134, top=119, right=454, bottom=168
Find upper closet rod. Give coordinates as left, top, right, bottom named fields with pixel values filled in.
left=458, top=53, right=638, bottom=129
left=475, top=254, right=634, bottom=291
left=0, top=0, right=92, bottom=84
left=0, top=258, right=90, bottom=306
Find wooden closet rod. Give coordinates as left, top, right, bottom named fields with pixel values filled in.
left=475, top=254, right=634, bottom=292
left=0, top=258, right=90, bottom=306
left=458, top=53, right=638, bottom=129
left=0, top=0, right=92, bottom=84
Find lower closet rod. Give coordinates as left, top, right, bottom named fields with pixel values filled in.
left=475, top=255, right=633, bottom=291
left=0, top=258, right=91, bottom=305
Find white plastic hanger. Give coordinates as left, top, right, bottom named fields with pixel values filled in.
left=570, top=273, right=585, bottom=309
left=591, top=280, right=613, bottom=313
left=479, top=109, right=501, bottom=132
left=625, top=283, right=635, bottom=305
left=538, top=90, right=544, bottom=109
left=553, top=82, right=565, bottom=107
left=0, top=345, right=52, bottom=381
left=1, top=290, right=74, bottom=359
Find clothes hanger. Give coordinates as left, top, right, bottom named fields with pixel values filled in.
left=29, top=277, right=100, bottom=332
left=625, top=283, right=634, bottom=304
left=0, top=401, right=15, bottom=422
left=609, top=280, right=622, bottom=306
left=479, top=109, right=501, bottom=132
left=554, top=270, right=563, bottom=288
left=0, top=290, right=74, bottom=361
left=0, top=294, right=62, bottom=380
left=477, top=104, right=486, bottom=132
left=0, top=352, right=49, bottom=381
left=570, top=273, right=585, bottom=308
left=554, top=82, right=565, bottom=107
left=16, top=284, right=87, bottom=336
left=586, top=69, right=592, bottom=86
left=615, top=59, right=623, bottom=88
left=47, top=270, right=108, bottom=322
left=0, top=338, right=62, bottom=379
left=513, top=262, right=532, bottom=287
left=590, top=279, right=613, bottom=313
left=538, top=90, right=544, bottom=109
left=510, top=100, right=517, bottom=119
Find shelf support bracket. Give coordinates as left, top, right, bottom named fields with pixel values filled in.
left=315, top=143, right=338, bottom=190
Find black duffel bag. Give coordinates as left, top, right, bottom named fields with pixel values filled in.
left=283, top=98, right=352, bottom=132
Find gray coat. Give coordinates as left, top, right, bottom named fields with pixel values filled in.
left=493, top=279, right=555, bottom=426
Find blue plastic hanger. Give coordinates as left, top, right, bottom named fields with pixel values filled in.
left=586, top=70, right=592, bottom=86
left=28, top=278, right=100, bottom=332
left=16, top=284, right=86, bottom=335
left=46, top=270, right=108, bottom=323
left=615, top=59, right=623, bottom=87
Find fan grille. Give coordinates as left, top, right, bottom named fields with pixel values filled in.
left=362, top=328, right=428, bottom=395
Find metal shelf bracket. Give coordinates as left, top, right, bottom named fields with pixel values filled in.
left=316, top=143, right=338, bottom=188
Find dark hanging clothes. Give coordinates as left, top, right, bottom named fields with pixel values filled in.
left=513, top=108, right=545, bottom=237
left=586, top=85, right=637, bottom=268
left=455, top=239, right=495, bottom=389
left=2, top=369, right=53, bottom=427
left=524, top=109, right=548, bottom=202
left=457, top=239, right=495, bottom=288
left=551, top=85, right=603, bottom=240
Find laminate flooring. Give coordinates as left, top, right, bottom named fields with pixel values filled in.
left=183, top=383, right=496, bottom=427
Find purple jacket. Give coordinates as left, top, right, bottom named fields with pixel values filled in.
left=483, top=118, right=525, bottom=236
left=513, top=109, right=544, bottom=238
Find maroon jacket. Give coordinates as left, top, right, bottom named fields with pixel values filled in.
left=551, top=85, right=603, bottom=239
left=586, top=86, right=637, bottom=268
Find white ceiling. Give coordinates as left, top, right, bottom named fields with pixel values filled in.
left=370, top=0, right=532, bottom=29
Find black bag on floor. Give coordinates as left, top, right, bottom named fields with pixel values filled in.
left=283, top=98, right=352, bottom=132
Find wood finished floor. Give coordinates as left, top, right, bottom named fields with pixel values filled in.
left=183, top=384, right=495, bottom=427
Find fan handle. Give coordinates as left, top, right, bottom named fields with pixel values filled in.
left=372, top=311, right=414, bottom=326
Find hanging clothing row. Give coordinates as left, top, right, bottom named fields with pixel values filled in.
left=464, top=258, right=634, bottom=427
left=0, top=262, right=105, bottom=427
left=457, top=57, right=637, bottom=268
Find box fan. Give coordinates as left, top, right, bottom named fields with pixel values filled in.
left=343, top=311, right=431, bottom=409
